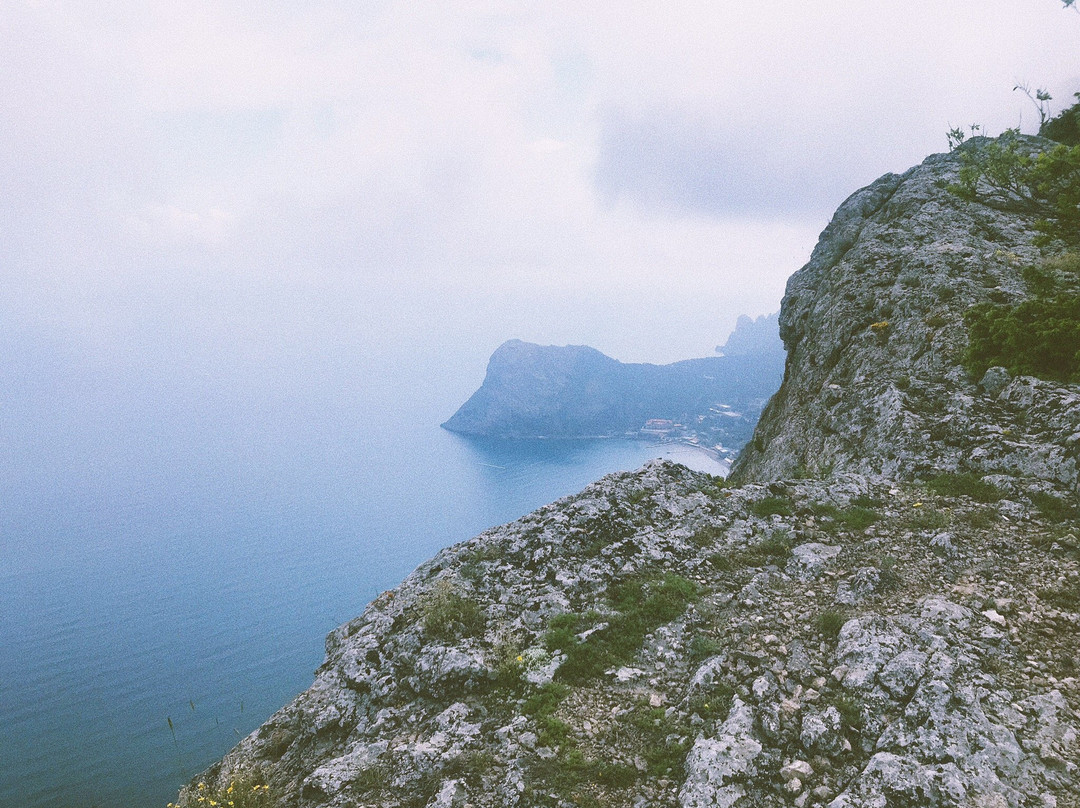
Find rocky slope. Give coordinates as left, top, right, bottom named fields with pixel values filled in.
left=177, top=138, right=1080, bottom=808
left=730, top=136, right=1080, bottom=494
left=442, top=337, right=782, bottom=449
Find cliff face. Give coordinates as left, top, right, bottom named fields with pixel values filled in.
left=731, top=140, right=1080, bottom=493
left=442, top=339, right=782, bottom=448
left=178, top=140, right=1080, bottom=808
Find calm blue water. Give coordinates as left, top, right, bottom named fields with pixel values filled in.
left=0, top=352, right=724, bottom=808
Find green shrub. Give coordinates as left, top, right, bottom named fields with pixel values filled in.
left=817, top=611, right=846, bottom=641
left=877, top=556, right=902, bottom=591
left=176, top=774, right=272, bottom=808
left=731, top=532, right=792, bottom=566
left=925, top=472, right=1003, bottom=503
left=1031, top=490, right=1078, bottom=522
left=906, top=507, right=949, bottom=531
left=688, top=634, right=721, bottom=662
left=1041, top=96, right=1080, bottom=146
left=421, top=580, right=486, bottom=641
left=751, top=496, right=793, bottom=518
left=686, top=680, right=735, bottom=723
left=964, top=295, right=1080, bottom=383
left=831, top=693, right=865, bottom=732
left=949, top=130, right=1080, bottom=249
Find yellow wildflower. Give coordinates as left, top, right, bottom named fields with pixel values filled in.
left=913, top=502, right=923, bottom=508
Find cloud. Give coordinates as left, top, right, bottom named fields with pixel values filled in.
left=1, top=0, right=1078, bottom=369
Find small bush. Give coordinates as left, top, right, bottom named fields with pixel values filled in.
left=817, top=611, right=846, bottom=641
left=690, top=524, right=725, bottom=549
left=706, top=552, right=735, bottom=572
left=751, top=496, right=793, bottom=518
left=421, top=580, right=486, bottom=641
left=176, top=774, right=272, bottom=808
left=522, top=682, right=573, bottom=748
left=1041, top=97, right=1080, bottom=146
left=906, top=506, right=949, bottom=531
left=925, top=472, right=1003, bottom=503
left=1038, top=582, right=1080, bottom=611
left=1031, top=490, right=1078, bottom=522
left=877, top=556, right=902, bottom=591
left=964, top=295, right=1080, bottom=383
left=831, top=693, right=865, bottom=732
left=686, top=680, right=735, bottom=723
left=839, top=505, right=881, bottom=531
left=732, top=533, right=792, bottom=566
left=688, top=634, right=721, bottom=662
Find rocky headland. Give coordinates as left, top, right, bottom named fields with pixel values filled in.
left=441, top=317, right=784, bottom=455
left=176, top=137, right=1080, bottom=808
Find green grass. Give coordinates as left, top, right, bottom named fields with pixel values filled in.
left=522, top=683, right=573, bottom=748
left=816, top=611, right=846, bottom=641
left=750, top=496, right=793, bottom=518
left=686, top=680, right=735, bottom=724
left=925, top=472, right=1004, bottom=503
left=688, top=635, right=720, bottom=662
left=1031, top=490, right=1078, bottom=522
left=544, top=573, right=697, bottom=684
left=732, top=533, right=792, bottom=566
left=812, top=503, right=881, bottom=531
left=420, top=580, right=486, bottom=641
left=830, top=693, right=865, bottom=732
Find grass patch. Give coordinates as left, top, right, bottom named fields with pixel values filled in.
left=522, top=682, right=573, bottom=748
left=688, top=634, right=721, bottom=662
left=619, top=703, right=694, bottom=778
left=830, top=692, right=865, bottom=732
left=750, top=495, right=794, bottom=518
left=690, top=524, right=725, bottom=549
left=545, top=573, right=698, bottom=684
left=1031, top=490, right=1078, bottom=522
left=420, top=580, right=486, bottom=641
left=686, top=680, right=735, bottom=724
left=816, top=610, right=846, bottom=641
left=905, top=507, right=949, bottom=531
left=730, top=532, right=793, bottom=567
left=877, top=556, right=902, bottom=592
left=812, top=503, right=881, bottom=532
left=925, top=472, right=1003, bottom=503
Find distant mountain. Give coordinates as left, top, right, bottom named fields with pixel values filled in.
left=716, top=312, right=782, bottom=357
left=440, top=338, right=784, bottom=449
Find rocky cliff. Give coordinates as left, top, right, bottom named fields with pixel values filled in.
left=731, top=138, right=1080, bottom=493
left=176, top=139, right=1080, bottom=808
left=442, top=339, right=782, bottom=449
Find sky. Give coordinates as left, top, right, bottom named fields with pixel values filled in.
left=1, top=0, right=1079, bottom=386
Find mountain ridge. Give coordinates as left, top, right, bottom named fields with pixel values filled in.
left=175, top=137, right=1080, bottom=808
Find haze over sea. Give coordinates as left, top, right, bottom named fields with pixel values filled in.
left=0, top=328, right=726, bottom=808
left=4, top=4, right=1074, bottom=808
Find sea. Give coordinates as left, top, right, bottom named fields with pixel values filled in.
left=0, top=345, right=726, bottom=808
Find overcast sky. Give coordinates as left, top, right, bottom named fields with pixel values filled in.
left=2, top=1, right=1079, bottom=373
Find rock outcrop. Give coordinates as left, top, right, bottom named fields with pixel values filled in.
left=716, top=313, right=783, bottom=359
left=177, top=137, right=1080, bottom=808
left=731, top=137, right=1080, bottom=493
left=442, top=339, right=782, bottom=449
